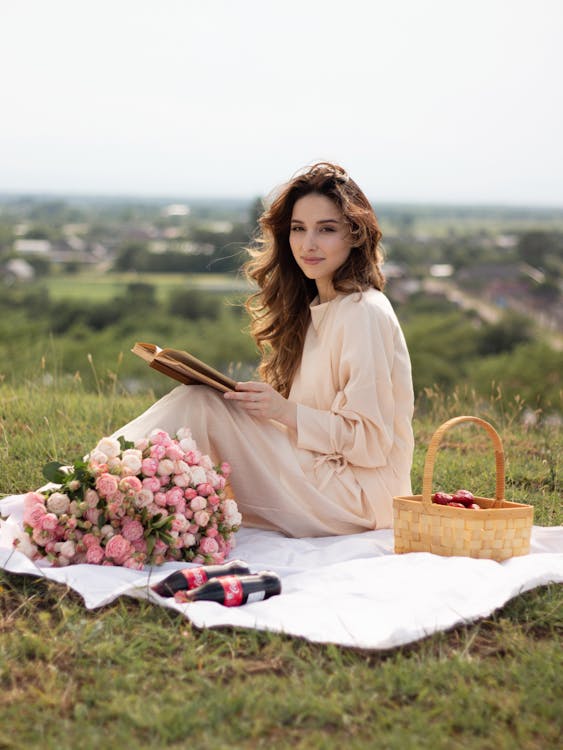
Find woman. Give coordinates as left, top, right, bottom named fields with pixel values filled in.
left=114, top=162, right=414, bottom=537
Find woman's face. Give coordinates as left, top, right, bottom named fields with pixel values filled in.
left=289, top=193, right=353, bottom=303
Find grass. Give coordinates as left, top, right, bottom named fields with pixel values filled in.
left=43, top=271, right=251, bottom=304
left=0, top=379, right=562, bottom=749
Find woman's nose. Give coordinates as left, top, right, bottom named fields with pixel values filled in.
left=303, top=230, right=318, bottom=250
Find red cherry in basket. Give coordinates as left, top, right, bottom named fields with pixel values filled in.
left=432, top=492, right=453, bottom=505
left=447, top=502, right=466, bottom=508
left=452, top=489, right=475, bottom=506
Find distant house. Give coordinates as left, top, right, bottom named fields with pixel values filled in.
left=14, top=238, right=52, bottom=254
left=1, top=258, right=35, bottom=284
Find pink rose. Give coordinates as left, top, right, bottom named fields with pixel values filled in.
left=86, top=545, right=105, bottom=564
left=32, top=527, right=54, bottom=545
left=82, top=533, right=100, bottom=549
left=119, top=475, right=143, bottom=495
left=220, top=461, right=232, bottom=478
left=193, top=510, right=210, bottom=528
left=206, top=527, right=218, bottom=538
left=23, top=491, right=45, bottom=510
left=149, top=444, right=166, bottom=460
left=165, top=487, right=184, bottom=507
left=142, top=476, right=161, bottom=493
left=123, top=557, right=144, bottom=570
left=84, top=489, right=100, bottom=508
left=184, top=488, right=197, bottom=501
left=211, top=552, right=225, bottom=564
left=23, top=503, right=46, bottom=528
left=154, top=492, right=167, bottom=507
left=46, top=492, right=70, bottom=515
left=196, top=482, right=213, bottom=498
left=190, top=496, right=207, bottom=512
left=41, top=513, right=59, bottom=532
left=170, top=515, right=189, bottom=533
left=85, top=507, right=101, bottom=525
left=105, top=534, right=133, bottom=564
left=121, top=519, right=144, bottom=543
left=198, top=536, right=219, bottom=555
left=165, top=443, right=184, bottom=461
left=174, top=498, right=186, bottom=515
left=153, top=538, right=168, bottom=555
left=149, top=429, right=172, bottom=446
left=96, top=473, right=119, bottom=498
left=207, top=494, right=220, bottom=507
left=159, top=475, right=170, bottom=487
left=188, top=523, right=199, bottom=535
left=132, top=538, right=147, bottom=553
left=141, top=457, right=159, bottom=477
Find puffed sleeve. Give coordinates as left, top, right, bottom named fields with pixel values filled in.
left=295, top=297, right=407, bottom=468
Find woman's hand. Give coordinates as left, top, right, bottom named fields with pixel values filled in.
left=224, top=381, right=297, bottom=429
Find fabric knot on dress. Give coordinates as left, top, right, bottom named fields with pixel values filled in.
left=313, top=452, right=349, bottom=491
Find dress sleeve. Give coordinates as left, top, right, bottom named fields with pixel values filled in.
left=295, top=300, right=405, bottom=468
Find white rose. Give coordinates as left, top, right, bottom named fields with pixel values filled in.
left=190, top=467, right=207, bottom=486
left=59, top=540, right=76, bottom=559
left=95, top=437, right=121, bottom=459
left=121, top=449, right=143, bottom=475
left=88, top=449, right=109, bottom=466
left=199, top=455, right=213, bottom=471
left=157, top=459, right=174, bottom=476
left=176, top=427, right=192, bottom=441
left=173, top=460, right=190, bottom=474
left=134, top=489, right=154, bottom=508
left=101, top=524, right=114, bottom=538
left=222, top=499, right=238, bottom=516
left=182, top=532, right=196, bottom=547
left=47, top=492, right=70, bottom=515
left=225, top=510, right=242, bottom=527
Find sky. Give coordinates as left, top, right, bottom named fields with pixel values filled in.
left=1, top=0, right=562, bottom=204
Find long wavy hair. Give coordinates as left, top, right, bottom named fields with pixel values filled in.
left=244, top=161, right=385, bottom=397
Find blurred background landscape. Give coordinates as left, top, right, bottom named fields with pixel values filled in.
left=1, top=194, right=561, bottom=420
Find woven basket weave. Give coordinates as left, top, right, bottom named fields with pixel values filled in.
left=393, top=416, right=534, bottom=561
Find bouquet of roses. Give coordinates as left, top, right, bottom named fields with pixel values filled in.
left=20, top=427, right=241, bottom=569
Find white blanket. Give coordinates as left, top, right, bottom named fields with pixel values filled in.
left=1, top=493, right=562, bottom=650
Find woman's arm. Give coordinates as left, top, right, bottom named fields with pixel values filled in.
left=224, top=381, right=298, bottom=429
left=295, top=299, right=412, bottom=469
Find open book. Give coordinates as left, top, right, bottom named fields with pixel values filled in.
left=131, top=342, right=237, bottom=393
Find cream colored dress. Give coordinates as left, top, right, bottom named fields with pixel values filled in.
left=112, top=289, right=414, bottom=537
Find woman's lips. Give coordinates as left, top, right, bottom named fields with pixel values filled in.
left=302, top=257, right=324, bottom=264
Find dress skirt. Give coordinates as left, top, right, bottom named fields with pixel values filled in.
left=110, top=384, right=398, bottom=538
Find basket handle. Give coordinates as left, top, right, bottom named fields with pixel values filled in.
left=421, top=416, right=505, bottom=509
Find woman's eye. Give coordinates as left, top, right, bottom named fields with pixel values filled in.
left=290, top=226, right=303, bottom=232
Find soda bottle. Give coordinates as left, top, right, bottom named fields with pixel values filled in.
left=173, top=571, right=282, bottom=606
left=151, top=559, right=251, bottom=597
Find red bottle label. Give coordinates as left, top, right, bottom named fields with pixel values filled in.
left=181, top=567, right=208, bottom=589
left=218, top=576, right=244, bottom=606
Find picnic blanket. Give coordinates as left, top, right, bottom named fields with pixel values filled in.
left=1, top=492, right=562, bottom=650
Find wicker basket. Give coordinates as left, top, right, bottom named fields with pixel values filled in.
left=393, top=416, right=534, bottom=561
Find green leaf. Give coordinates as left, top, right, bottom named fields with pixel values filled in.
left=42, top=461, right=68, bottom=484
left=117, top=435, right=135, bottom=451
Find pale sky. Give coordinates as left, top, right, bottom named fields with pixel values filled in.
left=1, top=0, right=562, bottom=204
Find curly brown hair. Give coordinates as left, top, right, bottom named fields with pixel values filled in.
left=244, top=162, right=385, bottom=397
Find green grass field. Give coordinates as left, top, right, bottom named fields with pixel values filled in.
left=0, top=382, right=561, bottom=749
left=43, top=271, right=252, bottom=303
